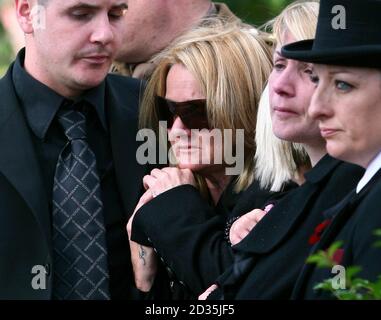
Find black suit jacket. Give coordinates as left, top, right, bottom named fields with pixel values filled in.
left=0, top=63, right=148, bottom=299
left=209, top=156, right=364, bottom=299
left=292, top=169, right=381, bottom=299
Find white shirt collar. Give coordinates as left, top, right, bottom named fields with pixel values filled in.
left=356, top=151, right=381, bottom=193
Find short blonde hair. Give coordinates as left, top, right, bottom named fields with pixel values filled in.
left=271, top=0, right=319, bottom=47
left=139, top=18, right=273, bottom=193
left=255, top=1, right=319, bottom=191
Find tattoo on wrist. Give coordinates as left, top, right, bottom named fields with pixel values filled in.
left=139, top=245, right=146, bottom=266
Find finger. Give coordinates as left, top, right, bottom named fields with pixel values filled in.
left=229, top=229, right=243, bottom=246
left=247, top=208, right=265, bottom=215
left=264, top=203, right=274, bottom=213
left=243, top=223, right=255, bottom=233
left=233, top=214, right=256, bottom=230
left=126, top=219, right=133, bottom=238
left=198, top=284, right=218, bottom=300
left=233, top=222, right=250, bottom=236
left=143, top=175, right=157, bottom=190
left=254, top=211, right=267, bottom=223
left=235, top=210, right=265, bottom=233
left=241, top=209, right=261, bottom=222
left=160, top=168, right=180, bottom=180
left=139, top=189, right=154, bottom=204
left=160, top=167, right=179, bottom=174
left=246, top=209, right=266, bottom=220
left=162, top=167, right=194, bottom=181
left=230, top=235, right=241, bottom=246
left=231, top=218, right=249, bottom=236
left=150, top=168, right=167, bottom=179
left=241, top=230, right=250, bottom=240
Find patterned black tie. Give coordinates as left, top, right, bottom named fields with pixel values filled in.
left=52, top=108, right=111, bottom=300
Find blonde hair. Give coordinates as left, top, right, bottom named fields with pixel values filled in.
left=270, top=0, right=319, bottom=47
left=255, top=1, right=319, bottom=191
left=139, top=18, right=273, bottom=193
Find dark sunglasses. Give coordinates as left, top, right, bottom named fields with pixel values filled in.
left=155, top=96, right=209, bottom=129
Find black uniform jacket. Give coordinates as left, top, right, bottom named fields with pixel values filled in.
left=208, top=155, right=364, bottom=300
left=292, top=167, right=381, bottom=299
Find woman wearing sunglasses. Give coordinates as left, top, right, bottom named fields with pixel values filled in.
left=126, top=19, right=300, bottom=299
left=281, top=0, right=381, bottom=299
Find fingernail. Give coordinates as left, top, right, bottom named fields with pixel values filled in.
left=264, top=204, right=274, bottom=213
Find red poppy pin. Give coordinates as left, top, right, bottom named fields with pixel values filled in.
left=332, top=248, right=344, bottom=265
left=309, top=219, right=332, bottom=245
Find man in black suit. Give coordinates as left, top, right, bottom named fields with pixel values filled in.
left=0, top=0, right=148, bottom=299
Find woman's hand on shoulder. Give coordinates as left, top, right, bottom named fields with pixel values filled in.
left=229, top=204, right=273, bottom=246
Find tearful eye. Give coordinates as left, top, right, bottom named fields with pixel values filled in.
left=335, top=80, right=353, bottom=92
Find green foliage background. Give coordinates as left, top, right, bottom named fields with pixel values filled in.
left=224, top=0, right=294, bottom=25
left=0, top=21, right=12, bottom=75
left=0, top=0, right=294, bottom=75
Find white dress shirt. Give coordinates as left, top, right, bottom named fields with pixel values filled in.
left=356, top=150, right=381, bottom=193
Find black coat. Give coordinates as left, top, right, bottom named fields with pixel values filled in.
left=209, top=155, right=364, bottom=299
left=131, top=177, right=296, bottom=299
left=292, top=168, right=381, bottom=299
left=0, top=64, right=149, bottom=299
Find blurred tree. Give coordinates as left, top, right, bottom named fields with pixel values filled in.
left=224, top=0, right=295, bottom=25
left=0, top=0, right=19, bottom=75
left=0, top=15, right=12, bottom=75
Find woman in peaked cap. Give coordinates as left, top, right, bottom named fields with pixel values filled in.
left=282, top=0, right=381, bottom=299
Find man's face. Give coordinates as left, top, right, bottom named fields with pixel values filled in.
left=115, top=0, right=173, bottom=63
left=22, top=0, right=127, bottom=97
